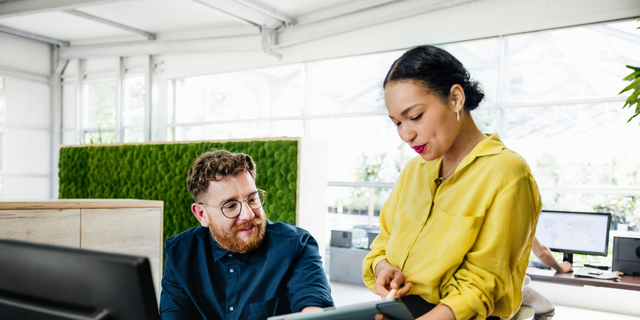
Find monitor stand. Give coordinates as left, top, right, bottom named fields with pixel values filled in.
left=563, top=253, right=573, bottom=264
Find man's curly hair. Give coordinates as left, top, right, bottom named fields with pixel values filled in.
left=187, top=149, right=256, bottom=201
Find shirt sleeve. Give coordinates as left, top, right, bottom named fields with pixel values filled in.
left=159, top=244, right=202, bottom=320
left=440, top=173, right=541, bottom=320
left=362, top=173, right=402, bottom=293
left=286, top=232, right=334, bottom=312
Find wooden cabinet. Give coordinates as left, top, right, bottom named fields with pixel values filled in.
left=0, top=200, right=163, bottom=297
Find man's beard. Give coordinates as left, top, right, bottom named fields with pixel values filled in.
left=209, top=215, right=266, bottom=254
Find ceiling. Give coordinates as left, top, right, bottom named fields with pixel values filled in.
left=0, top=0, right=476, bottom=60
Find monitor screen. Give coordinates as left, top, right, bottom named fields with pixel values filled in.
left=0, top=239, right=159, bottom=320
left=535, top=210, right=611, bottom=256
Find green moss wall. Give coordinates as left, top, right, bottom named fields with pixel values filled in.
left=59, top=139, right=298, bottom=241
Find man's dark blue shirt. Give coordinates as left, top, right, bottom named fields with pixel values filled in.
left=160, top=221, right=334, bottom=320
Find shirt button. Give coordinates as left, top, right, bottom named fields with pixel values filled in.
left=229, top=306, right=234, bottom=312
left=229, top=268, right=235, bottom=273
left=228, top=254, right=233, bottom=258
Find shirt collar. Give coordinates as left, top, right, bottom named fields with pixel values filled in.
left=420, top=133, right=506, bottom=173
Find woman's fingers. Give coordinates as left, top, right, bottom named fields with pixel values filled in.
left=396, top=282, right=412, bottom=298
left=389, top=269, right=405, bottom=290
left=374, top=267, right=409, bottom=299
left=374, top=280, right=390, bottom=298
left=375, top=313, right=389, bottom=320
left=374, top=273, right=390, bottom=297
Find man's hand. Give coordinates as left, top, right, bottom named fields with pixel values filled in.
left=301, top=307, right=322, bottom=312
left=373, top=260, right=412, bottom=299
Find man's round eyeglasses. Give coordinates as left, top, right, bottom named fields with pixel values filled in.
left=199, top=190, right=266, bottom=219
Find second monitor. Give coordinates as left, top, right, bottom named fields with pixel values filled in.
left=535, top=210, right=611, bottom=264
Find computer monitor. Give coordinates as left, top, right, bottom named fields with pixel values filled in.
left=0, top=239, right=159, bottom=320
left=535, top=210, right=611, bottom=264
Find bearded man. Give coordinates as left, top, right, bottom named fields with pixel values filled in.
left=160, top=150, right=333, bottom=320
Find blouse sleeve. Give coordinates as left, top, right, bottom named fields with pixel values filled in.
left=361, top=167, right=406, bottom=293
left=439, top=173, right=541, bottom=320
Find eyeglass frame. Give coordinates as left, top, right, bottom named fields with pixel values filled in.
left=198, top=189, right=266, bottom=219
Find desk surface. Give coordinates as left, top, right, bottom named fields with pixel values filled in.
left=528, top=268, right=640, bottom=291
left=0, top=199, right=164, bottom=210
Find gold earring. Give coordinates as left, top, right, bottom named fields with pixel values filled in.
left=456, top=111, right=460, bottom=121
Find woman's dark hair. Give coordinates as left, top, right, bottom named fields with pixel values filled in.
left=383, top=45, right=484, bottom=111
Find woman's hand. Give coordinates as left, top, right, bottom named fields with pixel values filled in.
left=373, top=259, right=412, bottom=299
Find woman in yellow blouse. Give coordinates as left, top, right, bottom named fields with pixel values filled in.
left=362, top=45, right=542, bottom=320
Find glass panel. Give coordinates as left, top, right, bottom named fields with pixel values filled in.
left=501, top=102, right=640, bottom=188
left=83, top=130, right=116, bottom=144
left=84, top=80, right=116, bottom=129
left=174, top=77, right=205, bottom=124
left=124, top=127, right=144, bottom=143
left=173, top=119, right=303, bottom=142
left=540, top=192, right=640, bottom=231
left=327, top=186, right=392, bottom=216
left=268, top=120, right=303, bottom=138
left=308, top=50, right=402, bottom=116
left=472, top=108, right=499, bottom=133
left=174, top=122, right=268, bottom=141
left=167, top=127, right=175, bottom=142
left=502, top=21, right=640, bottom=103
left=308, top=116, right=413, bottom=183
left=175, top=65, right=302, bottom=124
left=0, top=77, right=4, bottom=123
left=326, top=186, right=393, bottom=246
left=167, top=80, right=175, bottom=124
left=440, top=38, right=500, bottom=105
left=123, top=76, right=145, bottom=127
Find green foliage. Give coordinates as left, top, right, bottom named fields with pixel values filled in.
left=619, top=64, right=640, bottom=124
left=59, top=140, right=299, bottom=242
left=535, top=153, right=640, bottom=231
left=619, top=19, right=640, bottom=124
left=343, top=154, right=390, bottom=211
left=82, top=128, right=117, bottom=145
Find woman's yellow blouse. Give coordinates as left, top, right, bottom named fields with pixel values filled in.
left=362, top=134, right=542, bottom=320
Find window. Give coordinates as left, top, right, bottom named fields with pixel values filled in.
left=76, top=59, right=149, bottom=145
left=83, top=80, right=117, bottom=144
left=123, top=75, right=145, bottom=143
left=168, top=64, right=304, bottom=141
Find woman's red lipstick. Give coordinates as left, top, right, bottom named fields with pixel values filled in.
left=412, top=144, right=426, bottom=154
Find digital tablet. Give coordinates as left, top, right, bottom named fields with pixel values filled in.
left=267, top=299, right=413, bottom=320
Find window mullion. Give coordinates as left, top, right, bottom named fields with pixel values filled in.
left=116, top=57, right=124, bottom=143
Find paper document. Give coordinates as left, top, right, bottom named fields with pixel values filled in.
left=573, top=267, right=623, bottom=281
left=526, top=267, right=557, bottom=277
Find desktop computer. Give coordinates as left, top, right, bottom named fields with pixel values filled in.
left=535, top=210, right=611, bottom=264
left=612, top=236, right=640, bottom=276
left=330, top=229, right=369, bottom=249
left=0, top=239, right=159, bottom=319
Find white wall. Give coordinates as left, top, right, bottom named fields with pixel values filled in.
left=297, top=138, right=328, bottom=264
left=0, top=32, right=52, bottom=199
